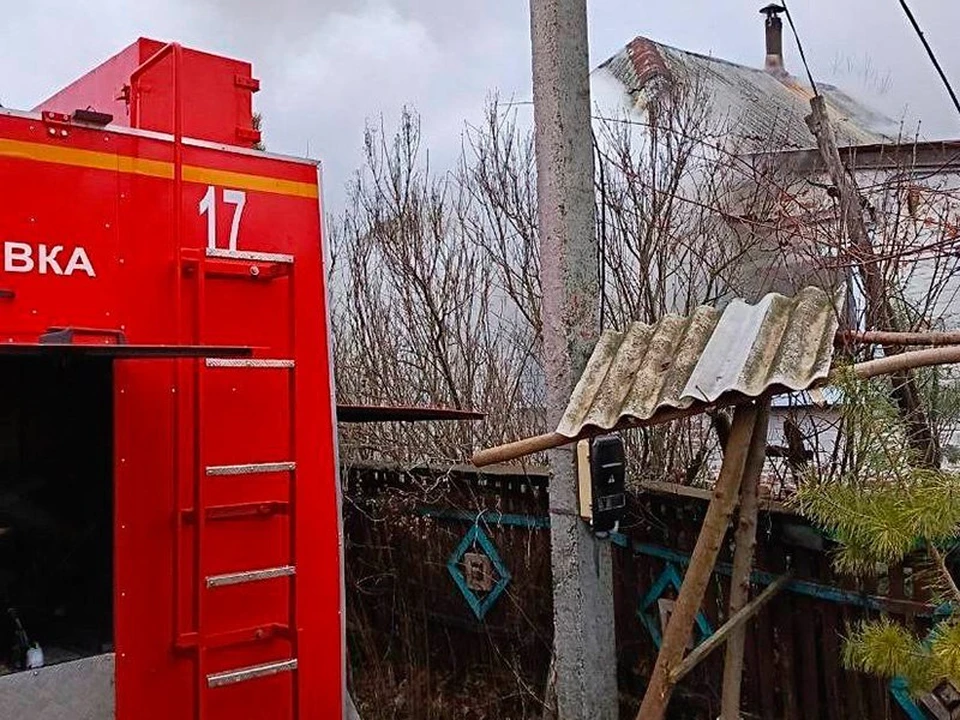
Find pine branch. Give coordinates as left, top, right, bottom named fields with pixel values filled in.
left=844, top=618, right=935, bottom=691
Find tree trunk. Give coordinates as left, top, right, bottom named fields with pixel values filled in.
left=635, top=403, right=760, bottom=720
left=720, top=401, right=771, bottom=719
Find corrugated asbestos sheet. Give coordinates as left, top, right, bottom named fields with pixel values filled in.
left=597, top=37, right=895, bottom=151
left=556, top=286, right=841, bottom=437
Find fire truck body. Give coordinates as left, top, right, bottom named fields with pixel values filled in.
left=38, top=37, right=261, bottom=147
left=0, top=40, right=344, bottom=719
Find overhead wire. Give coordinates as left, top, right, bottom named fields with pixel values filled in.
left=779, top=1, right=819, bottom=96
left=896, top=0, right=960, bottom=121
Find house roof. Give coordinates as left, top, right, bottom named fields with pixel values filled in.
left=597, top=36, right=897, bottom=151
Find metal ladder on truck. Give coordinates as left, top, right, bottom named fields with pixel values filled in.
left=176, top=238, right=301, bottom=720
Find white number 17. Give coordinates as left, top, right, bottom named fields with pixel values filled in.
left=199, top=185, right=247, bottom=251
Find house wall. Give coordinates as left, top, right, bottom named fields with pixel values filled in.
left=701, top=402, right=841, bottom=498
left=732, top=158, right=960, bottom=329
left=727, top=159, right=960, bottom=469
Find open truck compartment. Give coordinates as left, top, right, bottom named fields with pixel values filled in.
left=0, top=356, right=114, bottom=673
left=0, top=39, right=343, bottom=719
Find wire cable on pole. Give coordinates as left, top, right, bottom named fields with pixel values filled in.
left=897, top=0, right=960, bottom=121
left=592, top=129, right=608, bottom=332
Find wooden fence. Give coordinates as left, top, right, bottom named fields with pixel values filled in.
left=618, top=482, right=939, bottom=719
left=344, top=463, right=939, bottom=719
left=344, top=463, right=554, bottom=719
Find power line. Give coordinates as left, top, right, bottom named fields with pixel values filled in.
left=897, top=0, right=960, bottom=121
left=779, top=1, right=820, bottom=96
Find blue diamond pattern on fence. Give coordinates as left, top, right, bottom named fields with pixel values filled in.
left=638, top=562, right=713, bottom=649
left=447, top=523, right=511, bottom=620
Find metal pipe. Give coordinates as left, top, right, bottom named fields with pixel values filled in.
left=130, top=42, right=189, bottom=646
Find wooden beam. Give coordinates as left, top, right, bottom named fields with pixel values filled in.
left=470, top=403, right=731, bottom=467
left=670, top=572, right=793, bottom=685
left=842, top=329, right=960, bottom=346
left=638, top=480, right=795, bottom=516
left=635, top=404, right=759, bottom=720
left=807, top=93, right=938, bottom=466
left=844, top=345, right=960, bottom=380
left=720, top=401, right=771, bottom=719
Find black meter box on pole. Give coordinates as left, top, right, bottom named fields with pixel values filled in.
left=577, top=435, right=626, bottom=535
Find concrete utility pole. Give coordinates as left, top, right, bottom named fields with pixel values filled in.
left=530, top=1, right=618, bottom=718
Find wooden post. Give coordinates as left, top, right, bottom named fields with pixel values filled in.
left=670, top=572, right=792, bottom=685
left=635, top=403, right=760, bottom=720
left=720, top=401, right=771, bottom=719
left=806, top=95, right=938, bottom=466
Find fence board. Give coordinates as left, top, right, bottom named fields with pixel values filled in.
left=818, top=601, right=843, bottom=720
left=776, top=596, right=802, bottom=720
left=744, top=612, right=763, bottom=718
left=755, top=604, right=777, bottom=719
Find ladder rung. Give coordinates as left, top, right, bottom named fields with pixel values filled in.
left=207, top=658, right=298, bottom=688
left=206, top=247, right=294, bottom=264
left=206, top=564, right=296, bottom=588
left=200, top=501, right=290, bottom=522
left=206, top=461, right=296, bottom=476
left=180, top=502, right=289, bottom=523
left=205, top=358, right=295, bottom=369
left=175, top=623, right=290, bottom=650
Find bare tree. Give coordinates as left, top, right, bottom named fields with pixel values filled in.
left=331, top=60, right=960, bottom=719
left=331, top=109, right=545, bottom=467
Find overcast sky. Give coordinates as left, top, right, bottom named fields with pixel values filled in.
left=2, top=1, right=959, bottom=209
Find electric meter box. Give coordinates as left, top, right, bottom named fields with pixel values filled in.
left=577, top=435, right=626, bottom=534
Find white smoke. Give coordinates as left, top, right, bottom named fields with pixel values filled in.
left=2, top=0, right=960, bottom=210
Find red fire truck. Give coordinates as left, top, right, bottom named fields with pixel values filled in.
left=0, top=38, right=344, bottom=718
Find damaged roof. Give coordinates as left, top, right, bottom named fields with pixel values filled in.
left=596, top=36, right=896, bottom=150
left=556, top=286, right=841, bottom=437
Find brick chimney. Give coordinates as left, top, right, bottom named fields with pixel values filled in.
left=761, top=4, right=787, bottom=77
